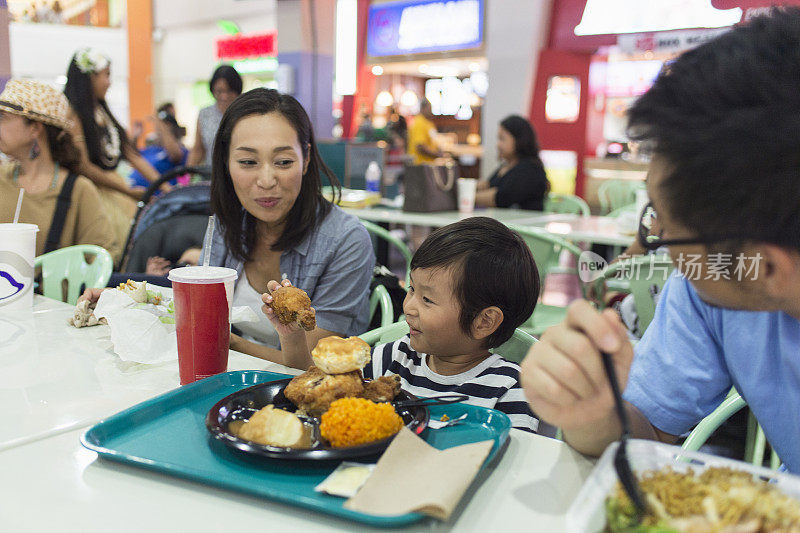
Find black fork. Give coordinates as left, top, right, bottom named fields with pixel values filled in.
left=600, top=351, right=647, bottom=522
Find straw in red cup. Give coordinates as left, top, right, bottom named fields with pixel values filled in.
left=168, top=266, right=238, bottom=385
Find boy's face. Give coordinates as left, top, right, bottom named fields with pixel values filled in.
left=404, top=267, right=485, bottom=357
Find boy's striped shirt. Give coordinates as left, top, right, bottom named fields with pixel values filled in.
left=363, top=335, right=538, bottom=433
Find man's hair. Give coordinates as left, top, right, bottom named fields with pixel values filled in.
left=627, top=7, right=800, bottom=252
left=410, top=217, right=540, bottom=348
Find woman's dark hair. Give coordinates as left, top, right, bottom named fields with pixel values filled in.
left=210, top=65, right=243, bottom=96
left=500, top=115, right=541, bottom=161
left=63, top=56, right=130, bottom=170
left=26, top=117, right=81, bottom=173
left=627, top=7, right=800, bottom=252
left=211, top=88, right=341, bottom=261
left=410, top=217, right=540, bottom=348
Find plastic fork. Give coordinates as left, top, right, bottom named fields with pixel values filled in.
left=600, top=351, right=647, bottom=522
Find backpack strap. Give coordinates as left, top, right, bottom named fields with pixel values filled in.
left=44, top=172, right=78, bottom=254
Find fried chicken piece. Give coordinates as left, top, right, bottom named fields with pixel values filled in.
left=361, top=375, right=401, bottom=403
left=271, top=286, right=316, bottom=331
left=284, top=366, right=364, bottom=415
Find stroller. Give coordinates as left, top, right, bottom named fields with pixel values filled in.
left=118, top=166, right=212, bottom=274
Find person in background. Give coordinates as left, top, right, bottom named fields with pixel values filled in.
left=128, top=103, right=188, bottom=189
left=407, top=99, right=443, bottom=164
left=0, top=79, right=117, bottom=258
left=187, top=65, right=242, bottom=169
left=203, top=88, right=374, bottom=367
left=520, top=7, right=800, bottom=473
left=475, top=115, right=549, bottom=211
left=355, top=111, right=377, bottom=142
left=64, top=47, right=161, bottom=264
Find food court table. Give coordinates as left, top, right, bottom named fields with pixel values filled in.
left=0, top=295, right=597, bottom=531
left=343, top=207, right=635, bottom=247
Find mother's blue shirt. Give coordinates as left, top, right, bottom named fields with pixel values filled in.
left=203, top=205, right=375, bottom=343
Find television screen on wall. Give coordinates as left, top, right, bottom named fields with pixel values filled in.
left=367, top=0, right=484, bottom=59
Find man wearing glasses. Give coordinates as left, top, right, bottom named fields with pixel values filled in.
left=520, top=8, right=800, bottom=473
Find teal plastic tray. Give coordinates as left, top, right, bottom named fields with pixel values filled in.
left=81, top=371, right=511, bottom=528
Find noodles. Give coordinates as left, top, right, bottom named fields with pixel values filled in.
left=606, top=466, right=800, bottom=532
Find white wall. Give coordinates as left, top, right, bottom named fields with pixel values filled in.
left=8, top=22, right=130, bottom=125
left=480, top=0, right=551, bottom=177
left=151, top=0, right=277, bottom=142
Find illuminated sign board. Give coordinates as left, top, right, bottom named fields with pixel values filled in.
left=367, top=0, right=483, bottom=58
left=216, top=32, right=277, bottom=60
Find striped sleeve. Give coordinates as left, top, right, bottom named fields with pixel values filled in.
left=495, top=385, right=539, bottom=433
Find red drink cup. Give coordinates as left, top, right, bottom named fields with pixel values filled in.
left=168, top=266, right=238, bottom=385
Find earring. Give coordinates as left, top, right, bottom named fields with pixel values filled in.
left=28, top=139, right=40, bottom=160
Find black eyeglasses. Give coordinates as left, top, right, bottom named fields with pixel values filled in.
left=637, top=202, right=745, bottom=251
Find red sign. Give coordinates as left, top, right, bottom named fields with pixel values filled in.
left=216, top=32, right=277, bottom=60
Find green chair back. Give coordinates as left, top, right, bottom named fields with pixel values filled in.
left=544, top=192, right=590, bottom=217
left=34, top=245, right=113, bottom=305
left=606, top=203, right=638, bottom=218
left=358, top=319, right=537, bottom=364
left=360, top=219, right=412, bottom=285
left=594, top=254, right=673, bottom=334
left=598, top=180, right=642, bottom=214
left=368, top=284, right=395, bottom=329
left=505, top=225, right=586, bottom=336
left=507, top=224, right=584, bottom=294
left=682, top=389, right=780, bottom=469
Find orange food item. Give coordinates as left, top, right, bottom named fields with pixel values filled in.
left=271, top=286, right=316, bottom=330
left=320, top=397, right=404, bottom=448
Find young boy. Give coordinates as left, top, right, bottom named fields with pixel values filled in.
left=363, top=217, right=541, bottom=433
left=263, top=217, right=541, bottom=433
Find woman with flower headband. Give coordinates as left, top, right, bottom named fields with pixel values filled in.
left=0, top=79, right=118, bottom=259
left=64, top=47, right=161, bottom=264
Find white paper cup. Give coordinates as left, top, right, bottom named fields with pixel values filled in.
left=457, top=178, right=477, bottom=214
left=0, top=223, right=38, bottom=311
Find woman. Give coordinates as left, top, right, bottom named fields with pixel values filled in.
left=187, top=65, right=242, bottom=168
left=0, top=79, right=117, bottom=258
left=64, top=48, right=161, bottom=264
left=205, top=88, right=374, bottom=368
left=475, top=115, right=549, bottom=210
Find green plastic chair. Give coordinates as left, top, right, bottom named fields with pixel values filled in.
left=544, top=192, right=590, bottom=217
left=360, top=219, right=412, bottom=285
left=594, top=254, right=673, bottom=334
left=598, top=180, right=642, bottom=214
left=506, top=225, right=586, bottom=337
left=369, top=284, right=395, bottom=329
left=34, top=245, right=114, bottom=305
left=606, top=203, right=638, bottom=218
left=359, top=319, right=537, bottom=363
left=682, top=390, right=780, bottom=470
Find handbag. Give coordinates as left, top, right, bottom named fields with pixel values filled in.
left=403, top=164, right=457, bottom=212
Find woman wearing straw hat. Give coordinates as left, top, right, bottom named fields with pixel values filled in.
left=0, top=79, right=118, bottom=259
left=64, top=48, right=161, bottom=263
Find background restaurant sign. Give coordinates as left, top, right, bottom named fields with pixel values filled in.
left=216, top=31, right=277, bottom=60
left=367, top=0, right=483, bottom=57
left=616, top=27, right=730, bottom=54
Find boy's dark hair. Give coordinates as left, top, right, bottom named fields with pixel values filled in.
left=411, top=217, right=539, bottom=348
left=210, top=65, right=243, bottom=96
left=210, top=88, right=341, bottom=261
left=627, top=7, right=800, bottom=252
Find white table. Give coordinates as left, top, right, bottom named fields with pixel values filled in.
left=0, top=295, right=298, bottom=452
left=342, top=206, right=550, bottom=228
left=515, top=214, right=637, bottom=247
left=344, top=207, right=635, bottom=247
left=0, top=296, right=597, bottom=531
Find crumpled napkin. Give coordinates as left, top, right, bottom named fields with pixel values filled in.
left=344, top=427, right=493, bottom=520
left=92, top=288, right=258, bottom=365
